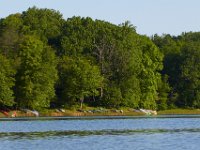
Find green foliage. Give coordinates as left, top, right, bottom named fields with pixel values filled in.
left=60, top=17, right=95, bottom=56
left=3, top=7, right=200, bottom=111
left=157, top=75, right=171, bottom=110
left=22, top=7, right=64, bottom=42
left=0, top=14, right=23, bottom=57
left=15, top=36, right=58, bottom=109
left=138, top=36, right=163, bottom=109
left=122, top=77, right=141, bottom=108
left=178, top=43, right=200, bottom=107
left=102, top=85, right=123, bottom=108
left=153, top=33, right=200, bottom=109
left=58, top=56, right=103, bottom=105
left=60, top=17, right=143, bottom=108
left=0, top=54, right=15, bottom=106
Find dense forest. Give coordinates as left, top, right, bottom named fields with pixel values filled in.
left=0, top=7, right=200, bottom=110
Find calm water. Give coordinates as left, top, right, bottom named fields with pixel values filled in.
left=1, top=115, right=200, bottom=150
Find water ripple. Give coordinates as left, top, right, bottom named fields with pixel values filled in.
left=1, top=128, right=200, bottom=139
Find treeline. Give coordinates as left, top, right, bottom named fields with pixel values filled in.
left=0, top=7, right=199, bottom=110
left=153, top=32, right=200, bottom=109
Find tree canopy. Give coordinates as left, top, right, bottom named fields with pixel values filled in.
left=1, top=7, right=200, bottom=110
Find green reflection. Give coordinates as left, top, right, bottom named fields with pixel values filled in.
left=1, top=128, right=200, bottom=140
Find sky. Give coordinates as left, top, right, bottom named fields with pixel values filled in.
left=0, top=0, right=200, bottom=36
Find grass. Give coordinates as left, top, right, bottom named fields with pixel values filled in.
left=158, top=109, right=200, bottom=115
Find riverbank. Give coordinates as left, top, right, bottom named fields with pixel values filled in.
left=1, top=108, right=200, bottom=118
left=158, top=109, right=200, bottom=115
left=0, top=108, right=144, bottom=117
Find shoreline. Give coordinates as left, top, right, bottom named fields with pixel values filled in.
left=1, top=108, right=200, bottom=118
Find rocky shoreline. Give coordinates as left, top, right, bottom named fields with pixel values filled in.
left=1, top=108, right=200, bottom=118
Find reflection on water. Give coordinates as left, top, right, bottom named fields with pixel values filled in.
left=1, top=116, right=200, bottom=150
left=1, top=128, right=200, bottom=139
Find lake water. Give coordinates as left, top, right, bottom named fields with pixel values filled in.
left=1, top=115, right=200, bottom=150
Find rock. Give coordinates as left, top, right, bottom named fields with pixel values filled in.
left=55, top=109, right=60, bottom=113
left=87, top=110, right=93, bottom=113
left=21, top=109, right=39, bottom=117
left=31, top=110, right=39, bottom=117
left=139, top=109, right=157, bottom=115
left=111, top=110, right=121, bottom=113
left=133, top=109, right=140, bottom=113
left=151, top=110, right=157, bottom=115
left=59, top=109, right=65, bottom=113
left=11, top=111, right=17, bottom=117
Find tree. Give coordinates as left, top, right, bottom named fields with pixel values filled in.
left=60, top=17, right=95, bottom=56
left=58, top=56, right=103, bottom=108
left=0, top=54, right=15, bottom=106
left=138, top=36, right=163, bottom=109
left=152, top=34, right=183, bottom=108
left=15, top=36, right=58, bottom=109
left=0, top=14, right=23, bottom=57
left=157, top=75, right=171, bottom=110
left=21, top=7, right=64, bottom=46
left=178, top=43, right=200, bottom=107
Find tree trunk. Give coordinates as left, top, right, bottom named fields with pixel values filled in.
left=80, top=97, right=84, bottom=109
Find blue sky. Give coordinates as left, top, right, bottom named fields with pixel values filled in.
left=0, top=0, right=200, bottom=36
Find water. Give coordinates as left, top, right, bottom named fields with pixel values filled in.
left=1, top=115, right=200, bottom=150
